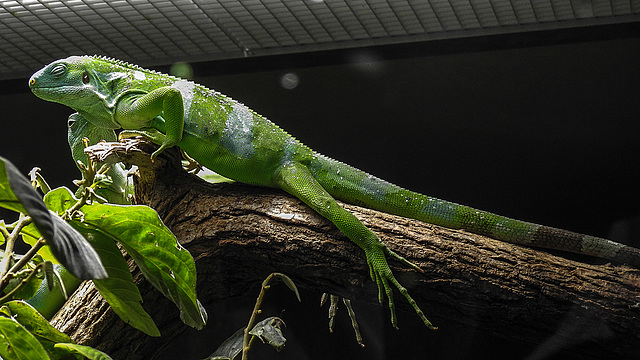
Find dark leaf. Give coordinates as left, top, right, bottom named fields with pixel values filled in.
left=0, top=156, right=54, bottom=240
left=272, top=273, right=301, bottom=302
left=206, top=327, right=244, bottom=360
left=248, top=317, right=287, bottom=352
left=46, top=211, right=108, bottom=280
left=0, top=157, right=107, bottom=280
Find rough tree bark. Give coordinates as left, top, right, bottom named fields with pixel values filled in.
left=51, top=139, right=640, bottom=359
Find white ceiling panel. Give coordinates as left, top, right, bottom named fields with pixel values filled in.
left=0, top=0, right=638, bottom=80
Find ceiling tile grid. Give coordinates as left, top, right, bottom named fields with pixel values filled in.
left=0, top=0, right=638, bottom=80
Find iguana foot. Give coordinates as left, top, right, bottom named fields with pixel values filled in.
left=365, top=244, right=436, bottom=330
left=179, top=148, right=203, bottom=173
left=119, top=129, right=177, bottom=159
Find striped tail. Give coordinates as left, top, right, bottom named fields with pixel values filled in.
left=309, top=153, right=640, bottom=266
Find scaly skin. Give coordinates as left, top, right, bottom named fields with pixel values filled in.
left=27, top=265, right=80, bottom=320
left=29, top=55, right=640, bottom=329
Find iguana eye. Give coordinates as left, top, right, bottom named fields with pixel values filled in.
left=82, top=72, right=90, bottom=84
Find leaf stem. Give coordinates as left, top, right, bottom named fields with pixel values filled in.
left=242, top=274, right=274, bottom=360
left=0, top=261, right=46, bottom=304
left=0, top=216, right=33, bottom=280
left=7, top=238, right=46, bottom=279
left=241, top=272, right=299, bottom=359
left=0, top=234, right=42, bottom=295
left=0, top=223, right=10, bottom=241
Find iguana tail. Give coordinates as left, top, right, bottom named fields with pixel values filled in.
left=27, top=265, right=81, bottom=320
left=310, top=153, right=640, bottom=266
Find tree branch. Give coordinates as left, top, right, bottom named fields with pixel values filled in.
left=52, top=139, right=640, bottom=359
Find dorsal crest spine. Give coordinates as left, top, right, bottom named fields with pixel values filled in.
left=90, top=55, right=181, bottom=82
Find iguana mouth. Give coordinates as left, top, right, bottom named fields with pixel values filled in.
left=29, top=84, right=83, bottom=101
left=28, top=75, right=72, bottom=92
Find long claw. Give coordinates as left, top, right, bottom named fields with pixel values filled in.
left=366, top=247, right=436, bottom=330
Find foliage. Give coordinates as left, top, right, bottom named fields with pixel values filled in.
left=0, top=155, right=206, bottom=358
left=0, top=152, right=298, bottom=359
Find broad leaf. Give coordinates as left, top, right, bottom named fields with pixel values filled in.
left=0, top=316, right=49, bottom=360
left=43, top=188, right=160, bottom=335
left=0, top=219, right=6, bottom=246
left=248, top=317, right=286, bottom=351
left=271, top=273, right=300, bottom=302
left=0, top=300, right=70, bottom=343
left=20, top=223, right=58, bottom=263
left=45, top=187, right=206, bottom=329
left=72, top=225, right=160, bottom=336
left=42, top=187, right=108, bottom=280
left=2, top=297, right=83, bottom=360
left=82, top=203, right=207, bottom=329
left=54, top=343, right=113, bottom=360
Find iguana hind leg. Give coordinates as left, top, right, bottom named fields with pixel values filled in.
left=275, top=162, right=435, bottom=329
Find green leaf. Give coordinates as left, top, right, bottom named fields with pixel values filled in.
left=0, top=156, right=52, bottom=236
left=71, top=225, right=160, bottom=336
left=45, top=187, right=206, bottom=329
left=82, top=203, right=207, bottom=329
left=54, top=343, right=113, bottom=360
left=39, top=188, right=159, bottom=335
left=0, top=300, right=71, bottom=343
left=0, top=301, right=83, bottom=359
left=0, top=156, right=29, bottom=214
left=0, top=316, right=49, bottom=360
left=21, top=185, right=96, bottom=264
left=48, top=212, right=108, bottom=280
left=0, top=219, right=6, bottom=246
left=41, top=187, right=78, bottom=214
left=21, top=223, right=58, bottom=263
left=38, top=187, right=108, bottom=280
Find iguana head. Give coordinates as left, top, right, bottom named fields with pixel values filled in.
left=29, top=55, right=129, bottom=129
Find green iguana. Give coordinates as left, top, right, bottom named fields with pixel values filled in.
left=27, top=113, right=131, bottom=318
left=28, top=55, right=640, bottom=329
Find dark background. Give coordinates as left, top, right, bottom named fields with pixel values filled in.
left=1, top=24, right=639, bottom=359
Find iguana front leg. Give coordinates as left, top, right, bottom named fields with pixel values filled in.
left=115, top=87, right=184, bottom=159
left=275, top=162, right=435, bottom=329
